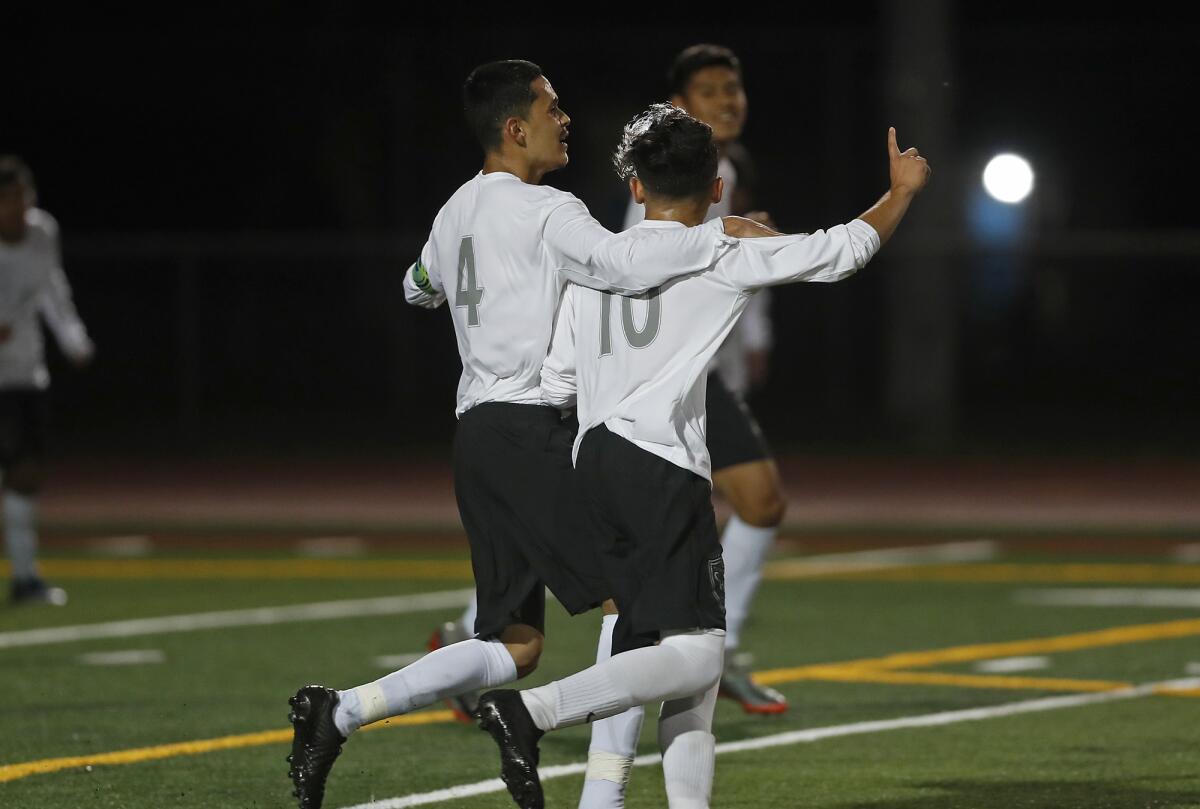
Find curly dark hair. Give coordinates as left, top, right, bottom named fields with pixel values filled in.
left=612, top=103, right=717, bottom=200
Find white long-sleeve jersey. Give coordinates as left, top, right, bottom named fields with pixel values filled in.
left=623, top=155, right=772, bottom=395
left=542, top=218, right=880, bottom=481
left=401, top=171, right=736, bottom=417
left=0, top=208, right=94, bottom=390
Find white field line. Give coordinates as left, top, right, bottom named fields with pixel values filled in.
left=0, top=589, right=474, bottom=650
left=765, top=539, right=999, bottom=578
left=337, top=677, right=1200, bottom=809
left=1016, top=588, right=1200, bottom=608
left=87, top=536, right=154, bottom=557
left=79, top=649, right=166, bottom=666
left=973, top=655, right=1050, bottom=673
left=1172, top=543, right=1200, bottom=563
left=297, top=537, right=370, bottom=558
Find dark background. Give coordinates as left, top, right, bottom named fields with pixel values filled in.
left=4, top=10, right=1198, bottom=459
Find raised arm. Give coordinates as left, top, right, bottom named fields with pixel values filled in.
left=857, top=127, right=931, bottom=245
left=402, top=241, right=446, bottom=309
left=719, top=127, right=931, bottom=290
left=543, top=198, right=745, bottom=295
left=540, top=286, right=578, bottom=409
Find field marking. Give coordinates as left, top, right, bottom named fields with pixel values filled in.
left=333, top=677, right=1200, bottom=809
left=4, top=615, right=1199, bottom=786
left=779, top=563, right=1200, bottom=584
left=1016, top=587, right=1200, bottom=608
left=763, top=540, right=998, bottom=579
left=973, top=655, right=1050, bottom=673
left=754, top=616, right=1200, bottom=687
left=4, top=557, right=1197, bottom=585
left=777, top=666, right=1129, bottom=693
left=0, top=710, right=456, bottom=784
left=0, top=589, right=473, bottom=650
left=297, top=537, right=370, bottom=558
left=79, top=649, right=165, bottom=666
left=8, top=559, right=474, bottom=580
left=87, top=536, right=154, bottom=557
left=1172, top=543, right=1200, bottom=562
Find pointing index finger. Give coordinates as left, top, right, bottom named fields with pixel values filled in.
left=888, top=127, right=900, bottom=158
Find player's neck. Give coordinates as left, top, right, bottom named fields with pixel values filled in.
left=482, top=152, right=547, bottom=185
left=643, top=200, right=710, bottom=228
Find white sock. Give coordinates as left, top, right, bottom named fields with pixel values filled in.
left=720, top=516, right=776, bottom=651
left=579, top=615, right=644, bottom=809
left=521, top=629, right=724, bottom=732
left=334, top=638, right=516, bottom=736
left=659, top=684, right=718, bottom=809
left=459, top=593, right=478, bottom=634
left=4, top=492, right=38, bottom=581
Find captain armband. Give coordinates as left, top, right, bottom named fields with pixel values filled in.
left=411, top=259, right=434, bottom=294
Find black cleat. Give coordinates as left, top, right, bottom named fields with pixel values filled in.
left=287, top=685, right=347, bottom=809
left=10, top=577, right=68, bottom=606
left=476, top=690, right=545, bottom=809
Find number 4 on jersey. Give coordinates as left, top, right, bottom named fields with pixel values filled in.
left=456, top=236, right=484, bottom=326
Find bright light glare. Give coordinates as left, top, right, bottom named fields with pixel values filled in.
left=982, top=153, right=1034, bottom=204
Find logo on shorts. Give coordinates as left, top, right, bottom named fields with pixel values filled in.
left=708, top=556, right=726, bottom=611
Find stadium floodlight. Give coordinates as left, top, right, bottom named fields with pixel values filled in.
left=982, top=153, right=1034, bottom=204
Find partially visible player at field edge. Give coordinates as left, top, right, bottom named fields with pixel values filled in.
left=475, top=107, right=930, bottom=809
left=284, top=60, right=768, bottom=809
left=0, top=156, right=94, bottom=606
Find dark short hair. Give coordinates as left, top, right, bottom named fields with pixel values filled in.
left=668, top=44, right=742, bottom=97
left=0, top=155, right=35, bottom=196
left=613, top=103, right=718, bottom=200
left=462, top=60, right=543, bottom=151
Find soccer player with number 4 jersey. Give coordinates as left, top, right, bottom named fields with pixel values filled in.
left=475, top=104, right=930, bottom=809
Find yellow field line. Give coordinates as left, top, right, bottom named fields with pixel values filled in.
left=5, top=617, right=1200, bottom=784
left=10, top=559, right=474, bottom=580
left=0, top=710, right=455, bottom=784
left=754, top=617, right=1200, bottom=684
left=766, top=562, right=1200, bottom=584
left=855, top=617, right=1200, bottom=671
left=759, top=665, right=1131, bottom=693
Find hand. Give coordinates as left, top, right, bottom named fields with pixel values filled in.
left=888, top=127, right=931, bottom=195
left=721, top=215, right=782, bottom=239
left=0, top=324, right=10, bottom=345
left=743, top=210, right=778, bottom=230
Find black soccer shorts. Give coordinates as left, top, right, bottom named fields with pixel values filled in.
left=452, top=402, right=602, bottom=640
left=571, top=424, right=726, bottom=655
left=705, top=372, right=770, bottom=472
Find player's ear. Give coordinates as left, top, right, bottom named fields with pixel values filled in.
left=711, top=176, right=724, bottom=205
left=504, top=116, right=527, bottom=148
left=630, top=177, right=646, bottom=205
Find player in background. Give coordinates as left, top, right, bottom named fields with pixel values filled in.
left=622, top=45, right=791, bottom=720
left=285, top=61, right=767, bottom=809
left=477, top=105, right=930, bottom=809
left=0, top=156, right=95, bottom=606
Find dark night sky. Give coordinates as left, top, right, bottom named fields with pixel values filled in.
left=3, top=15, right=1195, bottom=234
left=3, top=13, right=1198, bottom=455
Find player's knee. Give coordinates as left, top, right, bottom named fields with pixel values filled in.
left=500, top=625, right=544, bottom=678
left=736, top=485, right=786, bottom=528
left=601, top=598, right=620, bottom=616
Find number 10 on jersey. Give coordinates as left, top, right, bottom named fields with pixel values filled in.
left=456, top=236, right=484, bottom=326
